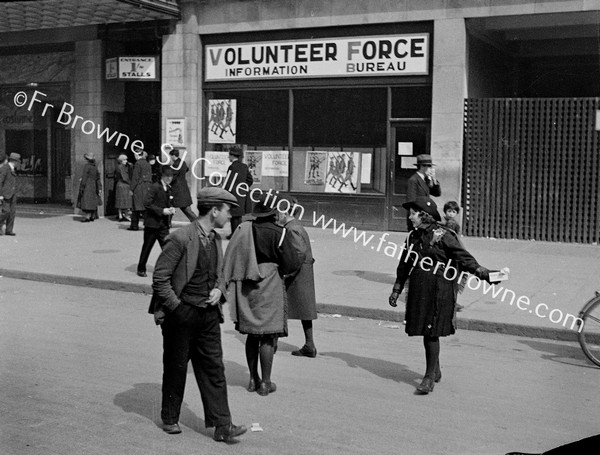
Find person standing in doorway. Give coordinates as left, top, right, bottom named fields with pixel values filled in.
left=0, top=153, right=21, bottom=236
left=114, top=154, right=132, bottom=222
left=78, top=152, right=102, bottom=223
left=148, top=187, right=246, bottom=443
left=226, top=145, right=253, bottom=238
left=406, top=154, right=441, bottom=230
left=129, top=150, right=152, bottom=231
left=169, top=149, right=197, bottom=222
left=136, top=167, right=176, bottom=278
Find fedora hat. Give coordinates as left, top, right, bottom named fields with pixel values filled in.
left=415, top=154, right=434, bottom=167
left=8, top=152, right=21, bottom=163
left=197, top=187, right=239, bottom=208
left=252, top=192, right=277, bottom=218
left=228, top=145, right=243, bottom=157
left=402, top=196, right=441, bottom=222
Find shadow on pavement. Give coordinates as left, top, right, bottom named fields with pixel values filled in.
left=113, top=382, right=209, bottom=436
left=516, top=339, right=598, bottom=369
left=319, top=352, right=421, bottom=387
left=332, top=270, right=395, bottom=285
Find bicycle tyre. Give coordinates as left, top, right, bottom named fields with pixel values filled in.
left=578, top=296, right=600, bottom=367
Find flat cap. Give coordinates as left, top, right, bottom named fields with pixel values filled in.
left=197, top=187, right=239, bottom=207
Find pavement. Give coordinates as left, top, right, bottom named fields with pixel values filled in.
left=1, top=208, right=600, bottom=341
left=1, top=278, right=598, bottom=455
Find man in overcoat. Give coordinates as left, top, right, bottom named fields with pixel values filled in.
left=406, top=154, right=441, bottom=230
left=0, top=152, right=20, bottom=236
left=148, top=186, right=246, bottom=443
left=168, top=149, right=196, bottom=222
left=225, top=145, right=253, bottom=237
left=129, top=150, right=153, bottom=231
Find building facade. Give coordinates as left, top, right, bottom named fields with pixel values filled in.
left=2, top=0, right=599, bottom=240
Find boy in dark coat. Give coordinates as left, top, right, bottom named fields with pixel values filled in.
left=136, top=167, right=176, bottom=277
left=226, top=145, right=253, bottom=237
left=169, top=149, right=196, bottom=222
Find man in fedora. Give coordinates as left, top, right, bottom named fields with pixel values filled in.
left=226, top=145, right=253, bottom=238
left=406, top=154, right=442, bottom=230
left=0, top=152, right=21, bottom=236
left=149, top=186, right=246, bottom=443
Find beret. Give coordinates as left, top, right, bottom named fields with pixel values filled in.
left=197, top=187, right=239, bottom=207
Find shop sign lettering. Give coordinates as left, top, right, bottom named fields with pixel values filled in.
left=205, top=34, right=429, bottom=81
left=105, top=56, right=159, bottom=81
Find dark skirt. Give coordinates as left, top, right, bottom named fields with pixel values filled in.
left=405, top=266, right=457, bottom=337
left=115, top=182, right=131, bottom=209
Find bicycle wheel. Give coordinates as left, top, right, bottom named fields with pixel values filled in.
left=578, top=296, right=600, bottom=367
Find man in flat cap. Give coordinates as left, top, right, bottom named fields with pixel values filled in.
left=406, top=154, right=442, bottom=231
left=149, top=186, right=246, bottom=443
left=0, top=153, right=21, bottom=236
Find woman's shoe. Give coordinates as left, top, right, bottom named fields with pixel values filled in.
left=247, top=379, right=258, bottom=392
left=291, top=345, right=317, bottom=358
left=81, top=218, right=92, bottom=223
left=434, top=368, right=442, bottom=383
left=416, top=377, right=435, bottom=394
left=257, top=381, right=276, bottom=396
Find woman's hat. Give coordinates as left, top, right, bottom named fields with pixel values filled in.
left=415, top=154, right=434, bottom=167
left=147, top=154, right=156, bottom=161
left=402, top=196, right=441, bottom=221
left=118, top=154, right=128, bottom=162
left=8, top=153, right=21, bottom=163
left=83, top=152, right=95, bottom=161
left=252, top=192, right=277, bottom=217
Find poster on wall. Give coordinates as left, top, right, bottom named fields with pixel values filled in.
left=166, top=118, right=185, bottom=148
left=324, top=151, right=360, bottom=194
left=262, top=151, right=289, bottom=177
left=245, top=151, right=262, bottom=183
left=208, top=99, right=236, bottom=144
left=204, top=151, right=230, bottom=182
left=304, top=151, right=327, bottom=185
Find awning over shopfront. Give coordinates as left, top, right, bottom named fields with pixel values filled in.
left=0, top=0, right=179, bottom=33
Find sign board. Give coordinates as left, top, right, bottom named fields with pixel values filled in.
left=205, top=34, right=429, bottom=81
left=166, top=118, right=185, bottom=148
left=105, top=56, right=159, bottom=81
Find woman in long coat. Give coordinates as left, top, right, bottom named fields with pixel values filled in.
left=282, top=200, right=318, bottom=357
left=389, top=197, right=496, bottom=394
left=78, top=152, right=102, bottom=222
left=129, top=151, right=152, bottom=230
left=114, top=154, right=132, bottom=221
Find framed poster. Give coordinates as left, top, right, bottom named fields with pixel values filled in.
left=304, top=151, right=327, bottom=185
left=166, top=118, right=185, bottom=148
left=324, top=151, right=360, bottom=194
left=204, top=151, right=230, bottom=182
left=245, top=151, right=262, bottom=183
left=208, top=99, right=236, bottom=144
left=261, top=151, right=288, bottom=177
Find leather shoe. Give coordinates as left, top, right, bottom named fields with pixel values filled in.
left=163, top=423, right=182, bottom=434
left=5, top=232, right=16, bottom=236
left=434, top=368, right=442, bottom=383
left=291, top=345, right=317, bottom=358
left=257, top=381, right=276, bottom=396
left=247, top=378, right=258, bottom=392
left=137, top=271, right=147, bottom=277
left=213, top=423, right=247, bottom=442
left=127, top=226, right=139, bottom=231
left=416, top=377, right=435, bottom=394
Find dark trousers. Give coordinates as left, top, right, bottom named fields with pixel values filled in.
left=137, top=227, right=169, bottom=273
left=130, top=210, right=143, bottom=229
left=0, top=196, right=17, bottom=234
left=161, top=304, right=231, bottom=427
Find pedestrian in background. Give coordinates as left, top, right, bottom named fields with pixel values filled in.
left=389, top=197, right=497, bottom=394
left=443, top=200, right=461, bottom=235
left=136, top=167, right=176, bottom=278
left=114, top=154, right=132, bottom=222
left=406, top=154, right=441, bottom=230
left=0, top=152, right=21, bottom=236
left=169, top=148, right=197, bottom=222
left=279, top=197, right=318, bottom=358
left=78, top=152, right=102, bottom=223
left=223, top=193, right=302, bottom=396
left=129, top=150, right=152, bottom=231
left=148, top=154, right=161, bottom=183
left=148, top=186, right=246, bottom=443
left=226, top=145, right=253, bottom=238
